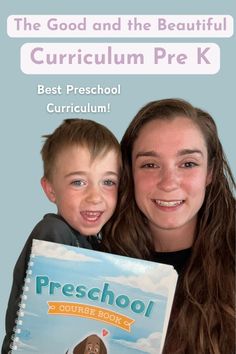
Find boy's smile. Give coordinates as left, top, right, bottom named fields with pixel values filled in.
left=80, top=210, right=104, bottom=223
left=41, top=145, right=120, bottom=236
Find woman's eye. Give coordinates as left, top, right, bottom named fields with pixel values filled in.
left=71, top=180, right=86, bottom=186
left=141, top=163, right=158, bottom=169
left=181, top=161, right=198, bottom=168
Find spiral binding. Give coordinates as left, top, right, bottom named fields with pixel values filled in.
left=9, top=254, right=35, bottom=353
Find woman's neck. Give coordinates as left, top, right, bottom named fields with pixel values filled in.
left=150, top=222, right=196, bottom=252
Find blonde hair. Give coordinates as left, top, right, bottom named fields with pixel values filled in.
left=41, top=118, right=121, bottom=181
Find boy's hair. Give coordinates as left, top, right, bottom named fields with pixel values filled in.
left=41, top=118, right=120, bottom=181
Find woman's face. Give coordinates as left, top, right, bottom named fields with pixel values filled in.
left=132, top=117, right=212, bottom=247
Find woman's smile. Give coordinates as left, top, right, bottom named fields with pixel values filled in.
left=132, top=116, right=212, bottom=246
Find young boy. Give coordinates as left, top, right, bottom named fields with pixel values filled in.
left=2, top=119, right=121, bottom=354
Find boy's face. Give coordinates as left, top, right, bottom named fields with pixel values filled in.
left=42, top=145, right=120, bottom=236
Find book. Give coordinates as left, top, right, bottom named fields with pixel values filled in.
left=10, top=239, right=178, bottom=354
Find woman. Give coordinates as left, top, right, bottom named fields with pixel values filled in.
left=103, top=99, right=235, bottom=354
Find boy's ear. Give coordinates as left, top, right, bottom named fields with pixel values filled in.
left=41, top=177, right=56, bottom=203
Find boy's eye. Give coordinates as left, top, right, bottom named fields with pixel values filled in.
left=181, top=161, right=198, bottom=168
left=71, top=180, right=86, bottom=186
left=103, top=179, right=116, bottom=186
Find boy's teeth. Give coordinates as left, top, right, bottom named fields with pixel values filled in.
left=81, top=211, right=102, bottom=220
left=156, top=200, right=182, bottom=207
left=85, top=211, right=101, bottom=216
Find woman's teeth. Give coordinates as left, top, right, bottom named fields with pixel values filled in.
left=155, top=200, right=183, bottom=207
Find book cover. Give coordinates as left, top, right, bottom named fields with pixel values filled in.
left=1, top=0, right=235, bottom=348
left=10, top=239, right=178, bottom=354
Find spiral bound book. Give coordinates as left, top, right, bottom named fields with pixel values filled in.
left=10, top=239, right=178, bottom=354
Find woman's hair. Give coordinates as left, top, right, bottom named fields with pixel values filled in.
left=103, top=98, right=235, bottom=353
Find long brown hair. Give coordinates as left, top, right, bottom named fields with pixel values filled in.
left=103, top=99, right=235, bottom=353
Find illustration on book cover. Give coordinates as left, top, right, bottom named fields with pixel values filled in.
left=11, top=239, right=178, bottom=354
